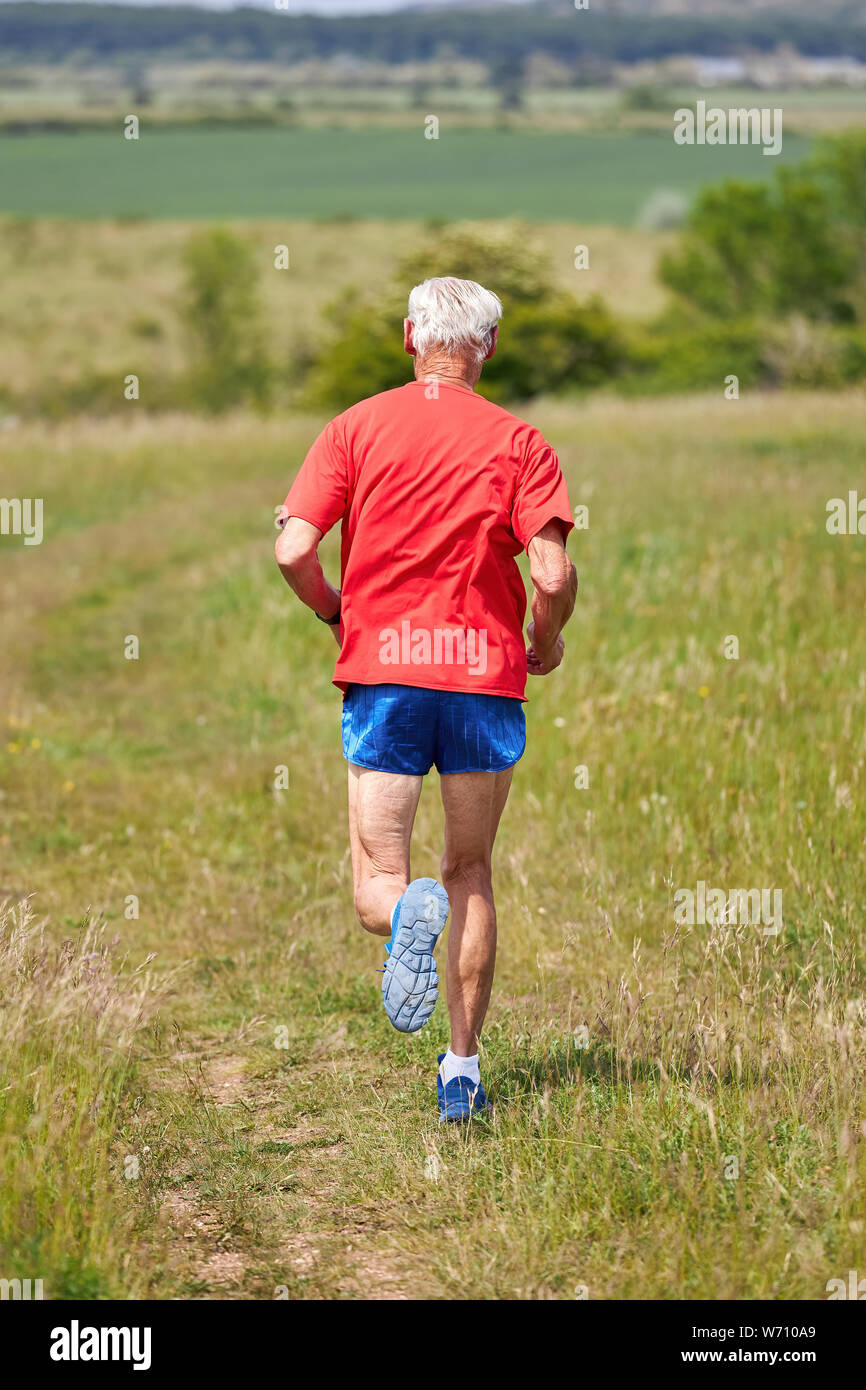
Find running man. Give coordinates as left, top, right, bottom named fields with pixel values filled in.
left=275, top=276, right=576, bottom=1121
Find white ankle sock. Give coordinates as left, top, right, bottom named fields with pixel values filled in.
left=439, top=1050, right=480, bottom=1085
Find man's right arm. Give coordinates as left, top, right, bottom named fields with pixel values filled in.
left=275, top=515, right=342, bottom=641
left=275, top=416, right=348, bottom=643
left=526, top=521, right=577, bottom=676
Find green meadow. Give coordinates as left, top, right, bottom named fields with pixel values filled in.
left=0, top=127, right=809, bottom=222
left=1, top=391, right=864, bottom=1298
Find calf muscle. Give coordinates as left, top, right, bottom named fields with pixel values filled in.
left=440, top=769, right=513, bottom=1054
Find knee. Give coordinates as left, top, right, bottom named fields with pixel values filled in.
left=440, top=851, right=492, bottom=892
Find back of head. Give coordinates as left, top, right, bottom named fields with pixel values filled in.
left=407, top=276, right=503, bottom=367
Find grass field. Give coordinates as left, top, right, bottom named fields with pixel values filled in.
left=0, top=127, right=810, bottom=221
left=1, top=390, right=864, bottom=1299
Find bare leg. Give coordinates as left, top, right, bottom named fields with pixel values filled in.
left=439, top=768, right=513, bottom=1055
left=347, top=763, right=423, bottom=936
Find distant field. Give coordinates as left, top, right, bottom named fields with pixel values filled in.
left=2, top=73, right=861, bottom=134
left=0, top=127, right=810, bottom=221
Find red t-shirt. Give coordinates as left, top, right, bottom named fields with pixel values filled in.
left=281, top=379, right=573, bottom=700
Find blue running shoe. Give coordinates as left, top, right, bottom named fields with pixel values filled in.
left=381, top=877, right=449, bottom=1033
left=436, top=1054, right=491, bottom=1123
left=383, top=898, right=401, bottom=957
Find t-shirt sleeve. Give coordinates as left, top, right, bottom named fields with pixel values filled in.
left=281, top=417, right=348, bottom=536
left=511, top=434, right=574, bottom=550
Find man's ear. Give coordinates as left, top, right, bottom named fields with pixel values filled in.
left=403, top=319, right=416, bottom=356
left=484, top=325, right=499, bottom=361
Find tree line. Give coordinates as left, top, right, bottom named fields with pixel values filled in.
left=0, top=2, right=863, bottom=68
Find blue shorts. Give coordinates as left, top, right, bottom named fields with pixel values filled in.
left=342, top=684, right=526, bottom=776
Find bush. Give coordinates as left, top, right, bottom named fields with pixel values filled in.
left=660, top=132, right=866, bottom=325
left=481, top=296, right=625, bottom=403
left=762, top=316, right=851, bottom=389
left=647, top=131, right=866, bottom=393
left=400, top=221, right=559, bottom=307
left=307, top=222, right=626, bottom=409
left=180, top=227, right=272, bottom=413
left=808, top=129, right=866, bottom=324
left=838, top=325, right=866, bottom=382
left=620, top=83, right=674, bottom=113
left=305, top=293, right=408, bottom=410
left=622, top=310, right=866, bottom=395
left=623, top=316, right=767, bottom=395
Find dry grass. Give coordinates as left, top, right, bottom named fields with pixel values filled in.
left=0, top=900, right=173, bottom=1297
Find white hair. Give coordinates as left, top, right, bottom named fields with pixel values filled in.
left=407, top=276, right=503, bottom=365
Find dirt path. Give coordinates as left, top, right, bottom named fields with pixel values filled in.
left=143, top=1036, right=413, bottom=1300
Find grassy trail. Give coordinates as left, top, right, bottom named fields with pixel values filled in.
left=1, top=394, right=865, bottom=1299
